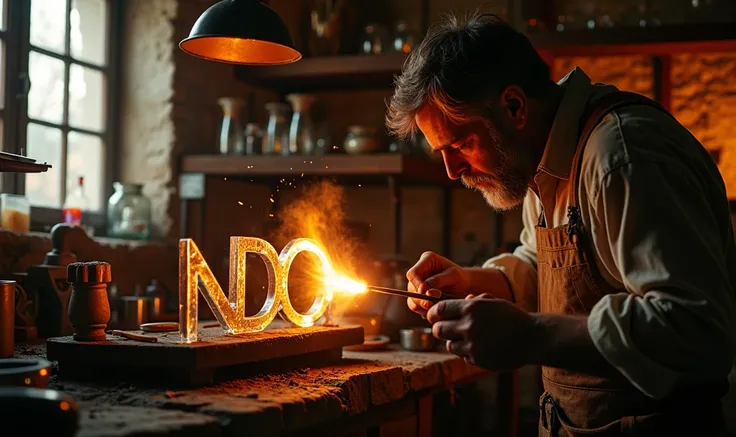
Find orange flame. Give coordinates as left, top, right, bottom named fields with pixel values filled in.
left=268, top=181, right=369, bottom=319
left=326, top=273, right=367, bottom=295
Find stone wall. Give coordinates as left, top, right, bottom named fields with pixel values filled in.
left=119, top=0, right=178, bottom=239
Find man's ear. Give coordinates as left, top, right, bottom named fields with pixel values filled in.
left=500, top=85, right=527, bottom=129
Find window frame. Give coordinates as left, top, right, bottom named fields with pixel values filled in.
left=1, top=0, right=123, bottom=233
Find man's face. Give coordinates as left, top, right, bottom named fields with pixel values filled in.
left=415, top=100, right=535, bottom=211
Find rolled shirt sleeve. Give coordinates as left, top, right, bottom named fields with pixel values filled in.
left=483, top=191, right=539, bottom=311
left=587, top=159, right=736, bottom=399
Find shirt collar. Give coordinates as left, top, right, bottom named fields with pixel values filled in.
left=536, top=67, right=595, bottom=180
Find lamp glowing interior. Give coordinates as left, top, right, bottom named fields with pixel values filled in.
left=180, top=37, right=301, bottom=65
left=179, top=0, right=302, bottom=66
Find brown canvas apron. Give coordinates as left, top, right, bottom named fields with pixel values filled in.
left=536, top=91, right=729, bottom=437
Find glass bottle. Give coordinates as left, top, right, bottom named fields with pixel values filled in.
left=244, top=123, right=263, bottom=155
left=263, top=102, right=291, bottom=156
left=286, top=94, right=317, bottom=155
left=217, top=97, right=246, bottom=155
left=107, top=182, right=151, bottom=240
left=63, top=176, right=88, bottom=226
left=360, top=23, right=389, bottom=55
left=308, top=0, right=345, bottom=56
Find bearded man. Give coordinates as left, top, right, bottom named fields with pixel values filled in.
left=386, top=13, right=736, bottom=437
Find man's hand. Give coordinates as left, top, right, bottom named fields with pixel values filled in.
left=406, top=252, right=471, bottom=317
left=427, top=295, right=611, bottom=374
left=405, top=252, right=516, bottom=317
left=427, top=294, right=538, bottom=371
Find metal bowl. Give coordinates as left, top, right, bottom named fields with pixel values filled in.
left=0, top=387, right=78, bottom=437
left=0, top=358, right=52, bottom=388
left=343, top=125, right=381, bottom=154
left=399, top=327, right=435, bottom=352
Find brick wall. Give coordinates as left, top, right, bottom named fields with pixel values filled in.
left=672, top=53, right=736, bottom=197
left=0, top=229, right=178, bottom=296
left=555, top=53, right=736, bottom=197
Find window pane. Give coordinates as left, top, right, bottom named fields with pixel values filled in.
left=67, top=131, right=104, bottom=211
left=28, top=51, right=65, bottom=124
left=0, top=0, right=6, bottom=30
left=70, top=0, right=107, bottom=65
left=25, top=123, right=63, bottom=208
left=69, top=64, right=105, bottom=132
left=30, top=0, right=68, bottom=54
left=0, top=41, right=4, bottom=109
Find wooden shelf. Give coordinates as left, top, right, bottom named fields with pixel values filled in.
left=0, top=156, right=52, bottom=173
left=234, top=52, right=407, bottom=93
left=181, top=153, right=451, bottom=184
left=233, top=24, right=736, bottom=93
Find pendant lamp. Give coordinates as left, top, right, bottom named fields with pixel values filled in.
left=179, top=0, right=302, bottom=65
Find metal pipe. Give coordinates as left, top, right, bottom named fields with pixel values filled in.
left=366, top=286, right=445, bottom=303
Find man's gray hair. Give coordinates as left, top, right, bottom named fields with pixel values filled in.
left=386, top=12, right=554, bottom=141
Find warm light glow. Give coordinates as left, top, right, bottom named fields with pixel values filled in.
left=326, top=274, right=367, bottom=295
left=59, top=401, right=71, bottom=411
left=180, top=37, right=301, bottom=65
left=39, top=368, right=48, bottom=377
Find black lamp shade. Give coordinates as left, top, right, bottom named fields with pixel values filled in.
left=179, top=0, right=302, bottom=65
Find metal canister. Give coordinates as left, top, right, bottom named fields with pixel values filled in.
left=0, top=281, right=16, bottom=358
left=118, top=296, right=150, bottom=330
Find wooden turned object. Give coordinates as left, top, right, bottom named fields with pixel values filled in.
left=67, top=262, right=112, bottom=342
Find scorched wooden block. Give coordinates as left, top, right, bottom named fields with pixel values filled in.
left=47, top=323, right=364, bottom=387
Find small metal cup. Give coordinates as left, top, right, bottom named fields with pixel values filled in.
left=118, top=296, right=150, bottom=330
left=399, top=327, right=435, bottom=352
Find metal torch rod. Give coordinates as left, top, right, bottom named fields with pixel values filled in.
left=366, top=286, right=445, bottom=303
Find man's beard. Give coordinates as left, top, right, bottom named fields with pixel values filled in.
left=460, top=121, right=531, bottom=211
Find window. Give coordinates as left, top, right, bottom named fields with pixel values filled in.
left=1, top=0, right=121, bottom=231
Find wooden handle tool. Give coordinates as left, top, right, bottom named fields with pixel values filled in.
left=109, top=330, right=158, bottom=343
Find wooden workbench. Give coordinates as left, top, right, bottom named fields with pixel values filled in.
left=13, top=342, right=519, bottom=437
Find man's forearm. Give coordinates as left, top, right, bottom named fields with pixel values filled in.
left=529, top=313, right=614, bottom=373
left=463, top=267, right=537, bottom=311
left=463, top=267, right=514, bottom=301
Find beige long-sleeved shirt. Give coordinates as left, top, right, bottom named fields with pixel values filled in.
left=485, top=67, right=736, bottom=400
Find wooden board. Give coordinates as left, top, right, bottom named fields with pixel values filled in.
left=47, top=324, right=364, bottom=387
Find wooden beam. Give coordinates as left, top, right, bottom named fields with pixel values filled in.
left=653, top=55, right=673, bottom=113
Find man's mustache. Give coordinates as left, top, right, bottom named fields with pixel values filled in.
left=462, top=173, right=497, bottom=188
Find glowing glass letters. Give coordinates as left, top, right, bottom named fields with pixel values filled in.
left=178, top=237, right=334, bottom=343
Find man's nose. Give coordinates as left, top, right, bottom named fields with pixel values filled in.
left=442, top=152, right=467, bottom=180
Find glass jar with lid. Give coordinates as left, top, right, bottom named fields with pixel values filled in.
left=359, top=23, right=390, bottom=55
left=107, top=182, right=152, bottom=240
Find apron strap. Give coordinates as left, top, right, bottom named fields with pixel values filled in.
left=568, top=91, right=672, bottom=206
